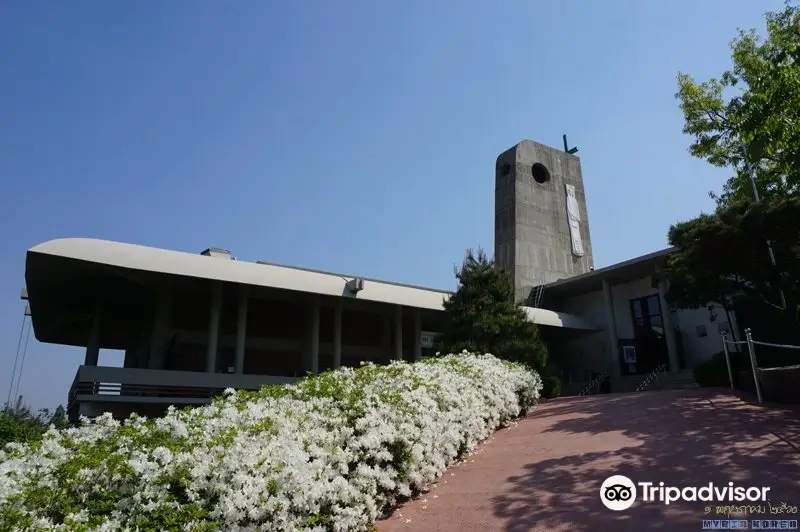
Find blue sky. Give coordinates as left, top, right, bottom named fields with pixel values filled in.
left=0, top=1, right=782, bottom=410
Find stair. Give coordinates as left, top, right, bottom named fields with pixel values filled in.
left=661, top=369, right=700, bottom=390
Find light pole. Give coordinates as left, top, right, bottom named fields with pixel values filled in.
left=740, top=145, right=787, bottom=310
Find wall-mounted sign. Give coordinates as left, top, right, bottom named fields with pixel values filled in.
left=421, top=331, right=439, bottom=349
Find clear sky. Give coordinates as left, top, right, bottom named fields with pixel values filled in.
left=0, top=1, right=783, bottom=411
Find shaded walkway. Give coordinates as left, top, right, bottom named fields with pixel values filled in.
left=378, top=389, right=800, bottom=531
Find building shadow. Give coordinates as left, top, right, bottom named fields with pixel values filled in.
left=493, top=390, right=800, bottom=531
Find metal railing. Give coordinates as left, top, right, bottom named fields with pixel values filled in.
left=67, top=365, right=299, bottom=420
left=578, top=372, right=609, bottom=396
left=635, top=364, right=666, bottom=392
left=721, top=327, right=800, bottom=404
left=561, top=369, right=595, bottom=387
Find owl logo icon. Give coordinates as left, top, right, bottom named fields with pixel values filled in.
left=600, top=475, right=637, bottom=511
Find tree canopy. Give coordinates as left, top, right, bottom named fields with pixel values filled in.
left=676, top=2, right=800, bottom=206
left=666, top=2, right=800, bottom=324
left=664, top=195, right=800, bottom=320
left=1, top=396, right=69, bottom=448
left=437, top=248, right=548, bottom=370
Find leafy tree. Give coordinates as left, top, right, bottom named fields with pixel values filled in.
left=664, top=195, right=800, bottom=321
left=1, top=396, right=70, bottom=448
left=675, top=2, right=800, bottom=206
left=437, top=248, right=548, bottom=370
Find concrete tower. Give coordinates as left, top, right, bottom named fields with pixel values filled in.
left=494, top=140, right=594, bottom=303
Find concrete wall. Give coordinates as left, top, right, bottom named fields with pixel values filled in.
left=610, top=277, right=660, bottom=339
left=675, top=304, right=740, bottom=366
left=546, top=277, right=660, bottom=379
left=556, top=291, right=611, bottom=376
left=547, top=273, right=741, bottom=380
left=494, top=140, right=594, bottom=302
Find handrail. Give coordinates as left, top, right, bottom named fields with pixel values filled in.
left=578, top=372, right=608, bottom=396
left=67, top=366, right=301, bottom=421
left=636, top=364, right=666, bottom=392
left=751, top=340, right=800, bottom=350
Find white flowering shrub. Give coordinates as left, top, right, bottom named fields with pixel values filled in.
left=0, top=352, right=541, bottom=531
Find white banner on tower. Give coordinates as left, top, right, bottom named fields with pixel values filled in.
left=565, top=184, right=585, bottom=257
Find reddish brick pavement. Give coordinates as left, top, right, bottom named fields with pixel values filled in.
left=377, top=389, right=800, bottom=531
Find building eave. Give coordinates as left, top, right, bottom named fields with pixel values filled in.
left=539, top=247, right=676, bottom=299
left=25, top=238, right=603, bottom=335
left=27, top=238, right=450, bottom=311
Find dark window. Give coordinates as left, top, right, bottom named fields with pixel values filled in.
left=632, top=300, right=643, bottom=321
left=630, top=294, right=664, bottom=339
left=650, top=314, right=663, bottom=330
left=646, top=295, right=660, bottom=315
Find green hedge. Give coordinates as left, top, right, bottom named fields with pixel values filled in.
left=541, top=376, right=562, bottom=399
left=694, top=351, right=734, bottom=387
left=0, top=354, right=541, bottom=531
left=694, top=350, right=762, bottom=388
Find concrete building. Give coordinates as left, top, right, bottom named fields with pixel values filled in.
left=535, top=247, right=739, bottom=393
left=495, top=140, right=594, bottom=302
left=21, top=139, right=733, bottom=420
left=23, top=236, right=594, bottom=421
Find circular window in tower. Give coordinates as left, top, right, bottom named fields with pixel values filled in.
left=532, top=163, right=550, bottom=184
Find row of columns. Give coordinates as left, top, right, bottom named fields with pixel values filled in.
left=204, top=283, right=423, bottom=376
left=305, top=293, right=423, bottom=374
left=86, top=282, right=426, bottom=374
left=601, top=277, right=680, bottom=378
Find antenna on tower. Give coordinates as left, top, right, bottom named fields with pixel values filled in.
left=563, top=134, right=578, bottom=155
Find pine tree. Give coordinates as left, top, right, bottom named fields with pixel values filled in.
left=437, top=248, right=547, bottom=370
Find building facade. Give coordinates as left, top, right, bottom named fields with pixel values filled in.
left=495, top=140, right=594, bottom=302
left=21, top=139, right=734, bottom=420
left=23, top=236, right=594, bottom=421
left=536, top=248, right=739, bottom=393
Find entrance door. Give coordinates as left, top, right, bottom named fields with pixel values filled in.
left=630, top=294, right=670, bottom=372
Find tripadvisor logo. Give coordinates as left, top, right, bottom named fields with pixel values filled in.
left=600, top=475, right=771, bottom=511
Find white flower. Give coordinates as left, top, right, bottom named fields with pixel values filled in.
left=0, top=352, right=540, bottom=531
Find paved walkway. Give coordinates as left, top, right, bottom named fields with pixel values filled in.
left=378, top=389, right=800, bottom=531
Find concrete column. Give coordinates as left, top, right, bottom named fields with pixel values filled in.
left=394, top=305, right=403, bottom=361
left=659, top=278, right=681, bottom=373
left=413, top=308, right=422, bottom=361
left=123, top=348, right=135, bottom=369
left=149, top=288, right=173, bottom=370
left=205, top=283, right=223, bottom=373
left=135, top=322, right=152, bottom=369
left=234, top=286, right=249, bottom=374
left=601, top=279, right=620, bottom=379
left=309, top=298, right=320, bottom=374
left=333, top=299, right=342, bottom=369
left=382, top=313, right=392, bottom=362
left=84, top=307, right=101, bottom=366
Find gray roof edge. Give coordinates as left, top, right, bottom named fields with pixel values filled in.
left=542, top=247, right=676, bottom=290
left=254, top=260, right=454, bottom=295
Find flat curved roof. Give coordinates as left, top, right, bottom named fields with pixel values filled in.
left=28, top=238, right=449, bottom=310
left=26, top=238, right=599, bottom=331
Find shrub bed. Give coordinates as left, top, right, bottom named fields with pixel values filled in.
left=541, top=376, right=561, bottom=399
left=0, top=353, right=541, bottom=531
left=693, top=351, right=733, bottom=387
